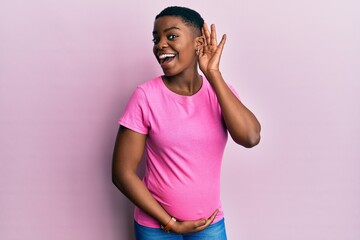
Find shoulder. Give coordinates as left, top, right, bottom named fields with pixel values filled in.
left=127, top=76, right=162, bottom=102
left=137, top=76, right=163, bottom=94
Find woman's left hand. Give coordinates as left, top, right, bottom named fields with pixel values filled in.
left=198, top=23, right=226, bottom=77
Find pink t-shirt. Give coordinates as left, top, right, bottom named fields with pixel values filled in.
left=119, top=76, right=238, bottom=228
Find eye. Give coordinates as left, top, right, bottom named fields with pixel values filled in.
left=152, top=37, right=160, bottom=44
left=168, top=34, right=177, bottom=40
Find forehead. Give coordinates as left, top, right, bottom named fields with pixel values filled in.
left=153, top=16, right=192, bottom=34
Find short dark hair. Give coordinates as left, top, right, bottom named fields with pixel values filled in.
left=155, top=6, right=204, bottom=35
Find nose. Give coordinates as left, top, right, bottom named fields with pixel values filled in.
left=156, top=37, right=168, bottom=49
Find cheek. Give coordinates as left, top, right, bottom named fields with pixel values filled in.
left=178, top=42, right=195, bottom=56
left=181, top=46, right=196, bottom=60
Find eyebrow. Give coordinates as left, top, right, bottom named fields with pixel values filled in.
left=152, top=26, right=181, bottom=35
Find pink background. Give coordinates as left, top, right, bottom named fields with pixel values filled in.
left=1, top=0, right=359, bottom=239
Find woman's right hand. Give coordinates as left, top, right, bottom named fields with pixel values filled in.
left=171, top=209, right=219, bottom=234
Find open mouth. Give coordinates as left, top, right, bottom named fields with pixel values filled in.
left=158, top=53, right=176, bottom=65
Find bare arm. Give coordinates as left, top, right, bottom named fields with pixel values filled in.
left=112, top=126, right=218, bottom=233
left=206, top=71, right=261, bottom=148
left=199, top=23, right=261, bottom=148
left=112, top=126, right=171, bottom=225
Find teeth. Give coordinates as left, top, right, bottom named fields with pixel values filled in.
left=158, top=53, right=176, bottom=59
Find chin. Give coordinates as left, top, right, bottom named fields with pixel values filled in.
left=162, top=69, right=177, bottom=77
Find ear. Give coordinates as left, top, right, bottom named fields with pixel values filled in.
left=195, top=36, right=205, bottom=51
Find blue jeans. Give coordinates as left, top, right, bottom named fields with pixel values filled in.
left=134, top=218, right=227, bottom=240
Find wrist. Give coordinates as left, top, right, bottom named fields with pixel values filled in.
left=204, top=70, right=222, bottom=80
left=161, top=217, right=177, bottom=232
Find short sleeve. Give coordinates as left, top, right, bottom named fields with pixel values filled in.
left=118, top=87, right=149, bottom=134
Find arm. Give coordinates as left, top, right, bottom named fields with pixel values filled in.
left=112, top=126, right=218, bottom=233
left=205, top=71, right=261, bottom=148
left=112, top=126, right=170, bottom=225
left=199, top=24, right=261, bottom=148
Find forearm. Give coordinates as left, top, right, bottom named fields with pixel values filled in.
left=205, top=71, right=261, bottom=147
left=113, top=172, right=171, bottom=226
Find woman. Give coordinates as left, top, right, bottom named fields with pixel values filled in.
left=112, top=6, right=261, bottom=240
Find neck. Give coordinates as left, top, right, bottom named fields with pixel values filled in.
left=162, top=69, right=202, bottom=96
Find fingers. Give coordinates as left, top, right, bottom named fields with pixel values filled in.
left=193, top=219, right=207, bottom=228
left=172, top=209, right=219, bottom=234
left=202, top=23, right=226, bottom=48
left=211, top=24, right=217, bottom=46
left=217, top=34, right=227, bottom=54
left=210, top=209, right=219, bottom=219
left=194, top=209, right=219, bottom=231
left=207, top=209, right=219, bottom=224
left=191, top=219, right=209, bottom=232
left=202, top=23, right=211, bottom=46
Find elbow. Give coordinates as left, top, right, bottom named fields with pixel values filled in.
left=112, top=173, right=119, bottom=186
left=233, top=130, right=261, bottom=148
left=112, top=167, right=137, bottom=193
left=112, top=172, right=121, bottom=189
left=112, top=169, right=126, bottom=192
left=112, top=173, right=128, bottom=194
left=245, top=133, right=261, bottom=148
left=244, top=123, right=261, bottom=148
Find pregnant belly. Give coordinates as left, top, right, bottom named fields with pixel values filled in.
left=149, top=181, right=221, bottom=221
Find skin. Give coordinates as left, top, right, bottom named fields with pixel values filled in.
left=112, top=16, right=261, bottom=234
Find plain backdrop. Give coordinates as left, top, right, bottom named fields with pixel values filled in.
left=1, top=0, right=359, bottom=239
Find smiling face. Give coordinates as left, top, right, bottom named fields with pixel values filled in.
left=152, top=16, right=201, bottom=77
